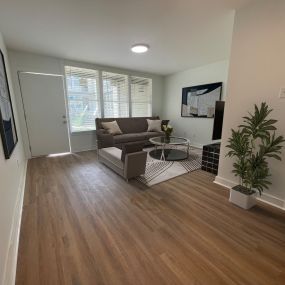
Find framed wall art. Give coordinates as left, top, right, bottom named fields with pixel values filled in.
left=0, top=49, right=18, bottom=159
left=181, top=82, right=222, bottom=118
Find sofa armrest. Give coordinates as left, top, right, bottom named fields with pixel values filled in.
left=124, top=151, right=147, bottom=179
left=96, top=129, right=114, bottom=149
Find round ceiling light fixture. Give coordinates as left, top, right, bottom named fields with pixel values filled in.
left=131, top=44, right=149, bottom=54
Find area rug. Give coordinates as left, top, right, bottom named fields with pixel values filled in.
left=136, top=146, right=202, bottom=187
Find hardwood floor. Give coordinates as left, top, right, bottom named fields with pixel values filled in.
left=16, top=151, right=285, bottom=285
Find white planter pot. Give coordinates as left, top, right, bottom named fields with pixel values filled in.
left=229, top=187, right=257, bottom=210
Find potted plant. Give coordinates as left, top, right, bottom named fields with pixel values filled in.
left=226, top=102, right=284, bottom=209
left=162, top=124, right=173, bottom=141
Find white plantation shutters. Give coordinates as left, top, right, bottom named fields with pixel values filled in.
left=65, top=66, right=100, bottom=132
left=102, top=72, right=129, bottom=118
left=131, top=76, right=152, bottom=117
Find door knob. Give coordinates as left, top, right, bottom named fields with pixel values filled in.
left=62, top=115, right=66, bottom=119
left=63, top=120, right=67, bottom=124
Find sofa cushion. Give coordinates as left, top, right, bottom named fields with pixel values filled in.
left=99, top=147, right=123, bottom=169
left=114, top=133, right=145, bottom=144
left=114, top=132, right=163, bottom=144
left=143, top=132, right=164, bottom=139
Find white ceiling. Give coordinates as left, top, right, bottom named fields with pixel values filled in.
left=0, top=0, right=253, bottom=75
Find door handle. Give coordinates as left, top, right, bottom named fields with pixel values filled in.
left=62, top=115, right=66, bottom=119
left=63, top=120, right=67, bottom=124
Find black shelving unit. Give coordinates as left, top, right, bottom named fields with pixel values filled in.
left=201, top=143, right=221, bottom=175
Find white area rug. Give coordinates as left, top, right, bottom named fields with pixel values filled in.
left=136, top=146, right=202, bottom=187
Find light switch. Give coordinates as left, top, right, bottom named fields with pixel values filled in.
left=279, top=88, right=285, bottom=99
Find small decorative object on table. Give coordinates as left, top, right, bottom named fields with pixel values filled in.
left=226, top=102, right=284, bottom=210
left=162, top=124, right=173, bottom=141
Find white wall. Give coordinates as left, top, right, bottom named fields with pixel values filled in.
left=0, top=33, right=27, bottom=285
left=8, top=50, right=165, bottom=155
left=216, top=0, right=285, bottom=209
left=163, top=60, right=230, bottom=148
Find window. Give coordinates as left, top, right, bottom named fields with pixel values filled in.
left=65, top=66, right=153, bottom=132
left=131, top=76, right=152, bottom=117
left=102, top=72, right=129, bottom=118
left=65, top=66, right=100, bottom=132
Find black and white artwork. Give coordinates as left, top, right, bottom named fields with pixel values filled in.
left=181, top=82, right=222, bottom=118
left=0, top=49, right=18, bottom=159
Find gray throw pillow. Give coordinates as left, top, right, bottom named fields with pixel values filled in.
left=101, top=121, right=123, bottom=135
left=121, top=142, right=144, bottom=162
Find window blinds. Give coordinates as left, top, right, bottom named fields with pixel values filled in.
left=131, top=76, right=152, bottom=117
left=102, top=71, right=129, bottom=118
left=65, top=66, right=100, bottom=132
left=65, top=66, right=153, bottom=132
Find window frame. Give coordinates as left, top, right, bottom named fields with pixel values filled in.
left=130, top=76, right=153, bottom=118
left=102, top=71, right=130, bottom=118
left=64, top=65, right=153, bottom=134
left=64, top=66, right=101, bottom=134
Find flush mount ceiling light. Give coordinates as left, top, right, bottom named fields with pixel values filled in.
left=131, top=44, right=149, bottom=53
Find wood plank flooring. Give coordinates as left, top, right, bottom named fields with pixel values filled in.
left=16, top=151, right=285, bottom=285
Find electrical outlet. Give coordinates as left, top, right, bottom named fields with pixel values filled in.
left=279, top=88, right=285, bottom=99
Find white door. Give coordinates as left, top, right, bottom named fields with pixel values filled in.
left=19, top=72, right=70, bottom=157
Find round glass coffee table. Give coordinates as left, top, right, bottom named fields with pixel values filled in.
left=149, top=136, right=190, bottom=161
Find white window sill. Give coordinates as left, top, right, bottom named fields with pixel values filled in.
left=70, top=130, right=96, bottom=136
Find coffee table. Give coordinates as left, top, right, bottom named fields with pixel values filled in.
left=149, top=136, right=190, bottom=161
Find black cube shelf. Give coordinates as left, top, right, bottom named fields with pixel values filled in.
left=201, top=143, right=221, bottom=175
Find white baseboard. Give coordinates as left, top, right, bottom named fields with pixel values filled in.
left=214, top=176, right=285, bottom=211
left=256, top=193, right=285, bottom=210
left=214, top=176, right=237, bottom=189
left=190, top=143, right=203, bottom=149
left=3, top=160, right=27, bottom=285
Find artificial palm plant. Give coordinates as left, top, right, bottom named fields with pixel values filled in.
left=226, top=102, right=284, bottom=195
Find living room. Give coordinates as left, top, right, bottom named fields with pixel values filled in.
left=0, top=0, right=285, bottom=284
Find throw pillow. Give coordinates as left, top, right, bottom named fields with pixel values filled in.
left=147, top=119, right=162, bottom=132
left=121, top=142, right=144, bottom=162
left=101, top=121, right=123, bottom=135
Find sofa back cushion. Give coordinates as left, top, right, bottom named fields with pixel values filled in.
left=96, top=116, right=159, bottom=134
